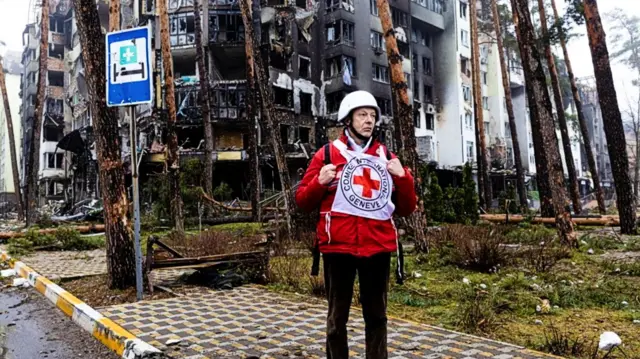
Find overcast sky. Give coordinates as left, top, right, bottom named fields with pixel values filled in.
left=0, top=0, right=638, bottom=111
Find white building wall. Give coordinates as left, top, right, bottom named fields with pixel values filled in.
left=434, top=0, right=475, bottom=168
left=0, top=73, right=23, bottom=193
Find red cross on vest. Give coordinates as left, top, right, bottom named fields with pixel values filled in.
left=353, top=167, right=381, bottom=199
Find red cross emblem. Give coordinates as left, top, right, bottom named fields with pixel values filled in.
left=353, top=167, right=381, bottom=199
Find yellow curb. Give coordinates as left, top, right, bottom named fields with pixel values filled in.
left=0, top=251, right=164, bottom=359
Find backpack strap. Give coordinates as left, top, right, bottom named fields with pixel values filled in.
left=324, top=143, right=332, bottom=165
left=311, top=143, right=331, bottom=277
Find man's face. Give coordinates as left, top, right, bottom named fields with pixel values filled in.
left=350, top=107, right=377, bottom=137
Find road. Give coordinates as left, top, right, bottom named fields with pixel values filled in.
left=0, top=283, right=118, bottom=359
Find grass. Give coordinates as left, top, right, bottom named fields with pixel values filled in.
left=264, top=224, right=640, bottom=359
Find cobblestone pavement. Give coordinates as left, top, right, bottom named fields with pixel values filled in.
left=21, top=249, right=107, bottom=279
left=101, top=285, right=562, bottom=359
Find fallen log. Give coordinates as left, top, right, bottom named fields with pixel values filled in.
left=480, top=214, right=620, bottom=226
left=199, top=189, right=283, bottom=212
left=0, top=224, right=106, bottom=239
left=151, top=250, right=266, bottom=268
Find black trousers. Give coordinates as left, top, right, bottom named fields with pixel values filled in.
left=323, top=252, right=391, bottom=359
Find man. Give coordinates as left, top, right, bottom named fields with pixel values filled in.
left=296, top=90, right=417, bottom=359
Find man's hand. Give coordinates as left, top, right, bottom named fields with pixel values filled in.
left=318, top=164, right=337, bottom=185
left=387, top=158, right=406, bottom=177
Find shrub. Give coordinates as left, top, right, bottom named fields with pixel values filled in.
left=541, top=324, right=597, bottom=358
left=462, top=162, right=479, bottom=223
left=7, top=238, right=33, bottom=256
left=213, top=182, right=233, bottom=201
left=448, top=225, right=510, bottom=271
left=56, top=227, right=104, bottom=250
left=454, top=282, right=504, bottom=333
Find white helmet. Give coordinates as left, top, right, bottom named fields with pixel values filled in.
left=337, top=90, right=381, bottom=126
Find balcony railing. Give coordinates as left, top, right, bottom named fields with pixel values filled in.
left=209, top=11, right=245, bottom=45
left=172, top=80, right=248, bottom=122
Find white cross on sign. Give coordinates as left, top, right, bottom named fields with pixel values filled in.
left=110, top=39, right=148, bottom=85
left=122, top=47, right=135, bottom=62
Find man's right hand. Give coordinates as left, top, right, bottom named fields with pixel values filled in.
left=318, top=164, right=337, bottom=186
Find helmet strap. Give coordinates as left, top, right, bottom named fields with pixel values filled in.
left=346, top=120, right=371, bottom=143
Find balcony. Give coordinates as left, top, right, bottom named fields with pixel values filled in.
left=410, top=0, right=445, bottom=30
left=47, top=57, right=64, bottom=71
left=209, top=11, right=245, bottom=46
left=169, top=13, right=196, bottom=49
left=51, top=33, right=66, bottom=45
left=211, top=81, right=247, bottom=121
left=47, top=86, right=65, bottom=100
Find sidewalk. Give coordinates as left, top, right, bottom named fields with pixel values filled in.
left=4, top=249, right=563, bottom=359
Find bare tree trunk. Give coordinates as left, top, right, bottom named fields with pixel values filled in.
left=491, top=0, right=528, bottom=214
left=550, top=0, right=605, bottom=214
left=244, top=0, right=261, bottom=222
left=72, top=0, right=136, bottom=288
left=376, top=0, right=428, bottom=247
left=635, top=124, right=640, bottom=200
left=511, top=2, right=554, bottom=217
left=583, top=0, right=637, bottom=234
left=537, top=0, right=582, bottom=214
left=0, top=59, right=24, bottom=220
left=109, top=0, right=120, bottom=31
left=159, top=0, right=184, bottom=233
left=25, top=0, right=49, bottom=225
left=511, top=0, right=576, bottom=245
left=239, top=0, right=294, bottom=235
left=193, top=0, right=214, bottom=215
left=470, top=0, right=493, bottom=209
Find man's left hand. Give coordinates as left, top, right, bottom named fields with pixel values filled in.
left=387, top=158, right=406, bottom=177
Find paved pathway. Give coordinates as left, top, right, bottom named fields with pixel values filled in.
left=101, top=286, right=560, bottom=359
left=9, top=250, right=563, bottom=359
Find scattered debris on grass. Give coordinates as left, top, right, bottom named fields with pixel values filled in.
left=62, top=275, right=174, bottom=307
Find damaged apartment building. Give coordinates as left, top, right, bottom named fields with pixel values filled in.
left=19, top=0, right=75, bottom=206
left=20, top=0, right=476, bottom=205
left=132, top=0, right=325, bottom=198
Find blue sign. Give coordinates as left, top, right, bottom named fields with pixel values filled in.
left=106, top=26, right=153, bottom=107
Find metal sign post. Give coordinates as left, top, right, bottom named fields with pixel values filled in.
left=106, top=25, right=153, bottom=301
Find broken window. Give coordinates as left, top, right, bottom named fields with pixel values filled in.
left=48, top=71, right=64, bottom=87
left=376, top=97, right=392, bottom=116
left=422, top=57, right=432, bottom=75
left=325, top=0, right=354, bottom=13
left=176, top=86, right=199, bottom=110
left=45, top=152, right=64, bottom=169
left=173, top=56, right=196, bottom=78
left=296, top=0, right=307, bottom=8
left=391, top=8, right=408, bottom=28
left=48, top=43, right=64, bottom=59
left=300, top=92, right=312, bottom=115
left=169, top=0, right=194, bottom=9
left=298, top=56, right=311, bottom=78
left=170, top=13, right=195, bottom=47
left=414, top=109, right=421, bottom=128
left=280, top=124, right=291, bottom=146
left=372, top=64, right=390, bottom=83
left=43, top=126, right=64, bottom=142
left=212, top=83, right=244, bottom=119
left=49, top=16, right=64, bottom=33
left=299, top=127, right=310, bottom=143
left=273, top=86, right=293, bottom=108
left=47, top=181, right=64, bottom=197
left=209, top=12, right=245, bottom=43
left=326, top=91, right=345, bottom=113
left=460, top=56, right=470, bottom=76
left=326, top=55, right=355, bottom=78
left=397, top=41, right=410, bottom=58
left=370, top=0, right=378, bottom=16
left=426, top=113, right=434, bottom=130
left=46, top=98, right=64, bottom=116
left=424, top=84, right=433, bottom=103
left=267, top=0, right=287, bottom=5
left=462, top=84, right=471, bottom=102
left=325, top=21, right=355, bottom=47
left=370, top=31, right=385, bottom=51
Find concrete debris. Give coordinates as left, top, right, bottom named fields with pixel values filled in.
left=534, top=319, right=543, bottom=325
left=12, top=278, right=29, bottom=287
left=1, top=269, right=16, bottom=278
left=462, top=277, right=470, bottom=284
left=587, top=248, right=594, bottom=254
left=165, top=339, right=182, bottom=346
left=598, top=331, right=622, bottom=351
